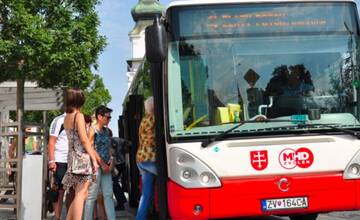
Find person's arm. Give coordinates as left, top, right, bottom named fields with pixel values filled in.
left=8, top=138, right=16, bottom=159
left=109, top=147, right=115, bottom=171
left=32, top=138, right=39, bottom=152
left=6, top=139, right=17, bottom=176
left=48, top=118, right=61, bottom=170
left=48, top=136, right=57, bottom=171
left=76, top=113, right=99, bottom=171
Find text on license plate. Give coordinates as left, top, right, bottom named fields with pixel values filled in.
left=261, top=197, right=308, bottom=211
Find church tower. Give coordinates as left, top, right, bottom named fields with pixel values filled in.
left=127, top=0, right=164, bottom=88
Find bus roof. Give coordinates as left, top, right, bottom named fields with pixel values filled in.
left=167, top=0, right=356, bottom=10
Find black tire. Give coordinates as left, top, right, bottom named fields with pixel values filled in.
left=290, top=213, right=319, bottom=220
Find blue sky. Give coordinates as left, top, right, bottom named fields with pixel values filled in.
left=96, top=0, right=359, bottom=135
left=96, top=0, right=171, bottom=135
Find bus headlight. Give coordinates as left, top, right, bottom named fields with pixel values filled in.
left=169, top=147, right=221, bottom=188
left=344, top=149, right=360, bottom=179
left=181, top=169, right=193, bottom=180
left=350, top=164, right=360, bottom=176
left=200, top=173, right=210, bottom=184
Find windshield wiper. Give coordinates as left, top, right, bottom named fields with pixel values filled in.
left=201, top=119, right=292, bottom=148
left=201, top=121, right=360, bottom=148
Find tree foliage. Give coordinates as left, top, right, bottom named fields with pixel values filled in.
left=0, top=0, right=106, bottom=89
left=1, top=0, right=112, bottom=124
left=82, top=74, right=111, bottom=116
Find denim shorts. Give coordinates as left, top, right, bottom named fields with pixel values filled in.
left=54, top=162, right=67, bottom=188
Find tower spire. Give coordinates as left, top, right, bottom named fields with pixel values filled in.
left=127, top=0, right=164, bottom=88
left=131, top=0, right=163, bottom=22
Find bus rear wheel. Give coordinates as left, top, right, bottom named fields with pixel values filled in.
left=290, top=213, right=318, bottom=220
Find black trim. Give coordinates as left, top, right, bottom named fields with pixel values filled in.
left=167, top=128, right=360, bottom=144
left=167, top=1, right=359, bottom=42
left=151, top=63, right=169, bottom=220
left=125, top=95, right=143, bottom=207
left=175, top=31, right=356, bottom=41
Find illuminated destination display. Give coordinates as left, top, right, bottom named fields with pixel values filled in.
left=206, top=11, right=326, bottom=29
left=172, top=3, right=356, bottom=38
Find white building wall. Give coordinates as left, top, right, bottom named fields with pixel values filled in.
left=131, top=32, right=146, bottom=59
left=127, top=30, right=146, bottom=88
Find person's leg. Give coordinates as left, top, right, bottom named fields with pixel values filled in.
left=135, top=170, right=155, bottom=220
left=66, top=181, right=91, bottom=220
left=97, top=194, right=106, bottom=220
left=65, top=188, right=75, bottom=211
left=117, top=164, right=127, bottom=204
left=93, top=198, right=98, bottom=220
left=101, top=172, right=116, bottom=220
left=53, top=163, right=67, bottom=219
left=119, top=164, right=127, bottom=192
left=54, top=189, right=65, bottom=219
left=112, top=168, right=122, bottom=207
left=113, top=164, right=127, bottom=209
left=83, top=170, right=101, bottom=220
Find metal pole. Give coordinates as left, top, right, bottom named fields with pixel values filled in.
left=16, top=79, right=24, bottom=219
left=41, top=111, right=48, bottom=219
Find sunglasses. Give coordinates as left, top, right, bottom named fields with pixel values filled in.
left=102, top=115, right=111, bottom=119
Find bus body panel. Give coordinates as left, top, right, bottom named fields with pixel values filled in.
left=167, top=135, right=359, bottom=178
left=168, top=181, right=210, bottom=220
left=210, top=173, right=357, bottom=218
left=167, top=135, right=360, bottom=218
left=122, top=0, right=360, bottom=219
left=167, top=173, right=360, bottom=219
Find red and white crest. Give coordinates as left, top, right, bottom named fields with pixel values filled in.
left=250, top=150, right=268, bottom=171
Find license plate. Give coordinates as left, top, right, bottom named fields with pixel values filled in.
left=261, top=197, right=308, bottom=211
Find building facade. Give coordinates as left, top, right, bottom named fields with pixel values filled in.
left=127, top=0, right=164, bottom=88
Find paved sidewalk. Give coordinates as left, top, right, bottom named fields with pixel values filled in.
left=2, top=206, right=360, bottom=220
left=45, top=203, right=135, bottom=220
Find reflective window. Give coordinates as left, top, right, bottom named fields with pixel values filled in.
left=167, top=2, right=360, bottom=138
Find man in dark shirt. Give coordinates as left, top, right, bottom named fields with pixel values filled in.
left=111, top=137, right=130, bottom=210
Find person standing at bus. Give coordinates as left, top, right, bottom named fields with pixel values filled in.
left=48, top=113, right=75, bottom=220
left=61, top=88, right=99, bottom=220
left=135, top=96, right=157, bottom=220
left=83, top=105, right=116, bottom=220
left=111, top=136, right=130, bottom=210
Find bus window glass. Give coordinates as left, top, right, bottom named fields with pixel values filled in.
left=167, top=2, right=360, bottom=138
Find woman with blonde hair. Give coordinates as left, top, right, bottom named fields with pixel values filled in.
left=135, top=96, right=157, bottom=220
left=61, top=88, right=99, bottom=220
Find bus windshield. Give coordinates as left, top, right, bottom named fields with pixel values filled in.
left=167, top=2, right=360, bottom=138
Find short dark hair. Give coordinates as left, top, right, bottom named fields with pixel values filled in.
left=95, top=105, right=113, bottom=119
left=84, top=115, right=92, bottom=124
left=64, top=88, right=85, bottom=113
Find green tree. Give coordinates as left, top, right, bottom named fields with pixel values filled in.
left=0, top=0, right=106, bottom=88
left=0, top=0, right=107, bottom=120
left=82, top=74, right=111, bottom=116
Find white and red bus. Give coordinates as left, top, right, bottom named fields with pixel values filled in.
left=120, top=0, right=360, bottom=219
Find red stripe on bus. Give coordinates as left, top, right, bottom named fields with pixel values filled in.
left=168, top=172, right=360, bottom=219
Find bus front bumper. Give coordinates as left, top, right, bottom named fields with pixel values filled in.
left=167, top=172, right=360, bottom=220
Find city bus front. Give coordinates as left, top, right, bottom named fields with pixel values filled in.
left=162, top=0, right=360, bottom=219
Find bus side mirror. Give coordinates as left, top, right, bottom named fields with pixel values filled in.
left=145, top=15, right=167, bottom=63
